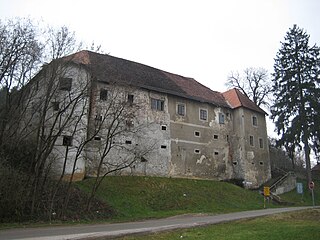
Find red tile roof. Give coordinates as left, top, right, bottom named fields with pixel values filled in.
left=222, top=88, right=266, bottom=114
left=65, top=50, right=229, bottom=108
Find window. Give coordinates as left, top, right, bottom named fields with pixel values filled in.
left=126, top=119, right=134, bottom=128
left=194, top=131, right=200, bottom=137
left=199, top=109, right=208, bottom=121
left=252, top=116, right=258, bottom=126
left=151, top=98, right=164, bottom=111
left=59, top=77, right=72, bottom=91
left=259, top=161, right=264, bottom=165
left=161, top=145, right=167, bottom=149
left=125, top=140, right=132, bottom=144
left=219, top=113, right=225, bottom=124
left=214, top=134, right=218, bottom=140
left=95, top=115, right=102, bottom=121
left=177, top=103, right=186, bottom=116
left=128, top=94, right=134, bottom=106
left=194, top=149, right=201, bottom=154
left=62, top=136, right=73, bottom=146
left=161, top=125, right=167, bottom=130
left=214, top=151, right=219, bottom=155
left=94, top=136, right=101, bottom=141
left=52, top=102, right=59, bottom=111
left=259, top=138, right=264, bottom=148
left=100, top=89, right=108, bottom=101
left=249, top=135, right=254, bottom=146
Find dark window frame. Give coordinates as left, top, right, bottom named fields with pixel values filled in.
left=100, top=89, right=108, bottom=101
left=59, top=77, right=72, bottom=91
left=62, top=136, right=73, bottom=146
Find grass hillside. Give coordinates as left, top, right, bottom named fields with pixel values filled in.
left=77, top=176, right=267, bottom=222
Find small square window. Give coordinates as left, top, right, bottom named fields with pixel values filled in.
left=126, top=119, right=134, bottom=127
left=62, top=136, right=73, bottom=146
left=194, top=131, right=200, bottom=137
left=199, top=109, right=208, bottom=121
left=125, top=140, right=132, bottom=144
left=161, top=125, right=167, bottom=130
left=151, top=98, right=164, bottom=111
left=214, top=134, right=218, bottom=140
left=194, top=149, right=201, bottom=154
left=128, top=94, right=134, bottom=106
left=259, top=161, right=264, bottom=165
left=177, top=103, right=186, bottom=116
left=252, top=116, right=258, bottom=126
left=214, top=151, right=219, bottom=155
left=100, top=89, right=108, bottom=101
left=219, top=113, right=225, bottom=124
left=59, top=77, right=72, bottom=91
left=94, top=136, right=101, bottom=141
left=52, top=102, right=59, bottom=111
left=249, top=135, right=254, bottom=146
left=95, top=115, right=103, bottom=121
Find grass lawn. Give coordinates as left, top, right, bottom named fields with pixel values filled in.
left=77, top=176, right=267, bottom=222
left=117, top=208, right=320, bottom=240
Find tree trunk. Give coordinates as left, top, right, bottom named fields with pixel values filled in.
left=303, top=140, right=312, bottom=184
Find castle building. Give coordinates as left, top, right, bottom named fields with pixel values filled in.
left=25, top=50, right=271, bottom=188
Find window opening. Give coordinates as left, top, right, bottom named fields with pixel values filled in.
left=151, top=98, right=164, bottom=111
left=249, top=135, right=254, bottom=146
left=252, top=116, right=258, bottom=126
left=52, top=102, right=59, bottom=111
left=161, top=125, right=167, bottom=130
left=194, top=149, right=200, bottom=154
left=214, top=134, right=218, bottom=140
left=199, top=109, right=208, bottom=121
left=194, top=131, right=200, bottom=137
left=219, top=113, right=225, bottom=124
left=100, top=89, right=108, bottom=101
left=59, top=77, right=72, bottom=91
left=259, top=138, right=264, bottom=148
left=177, top=103, right=186, bottom=116
left=62, top=136, right=73, bottom=146
left=128, top=94, right=134, bottom=105
left=161, top=145, right=167, bottom=149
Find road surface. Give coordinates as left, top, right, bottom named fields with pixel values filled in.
left=0, top=207, right=315, bottom=240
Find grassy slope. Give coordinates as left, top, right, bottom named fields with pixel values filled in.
left=77, top=176, right=268, bottom=221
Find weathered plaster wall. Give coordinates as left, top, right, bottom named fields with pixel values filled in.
left=168, top=95, right=234, bottom=180
left=85, top=84, right=171, bottom=177
left=231, top=107, right=271, bottom=188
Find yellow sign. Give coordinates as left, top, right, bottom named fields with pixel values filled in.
left=264, top=187, right=270, bottom=197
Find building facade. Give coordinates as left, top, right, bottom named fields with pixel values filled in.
left=25, top=50, right=271, bottom=188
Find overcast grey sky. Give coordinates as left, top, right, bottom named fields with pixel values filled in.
left=1, top=0, right=320, bottom=139
left=1, top=0, right=319, bottom=92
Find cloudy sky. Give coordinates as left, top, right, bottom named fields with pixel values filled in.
left=1, top=0, right=320, bottom=137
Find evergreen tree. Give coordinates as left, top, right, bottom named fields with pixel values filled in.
left=271, top=24, right=320, bottom=183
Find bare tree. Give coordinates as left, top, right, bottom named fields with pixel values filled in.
left=0, top=18, right=42, bottom=145
left=84, top=85, right=156, bottom=211
left=226, top=67, right=271, bottom=108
